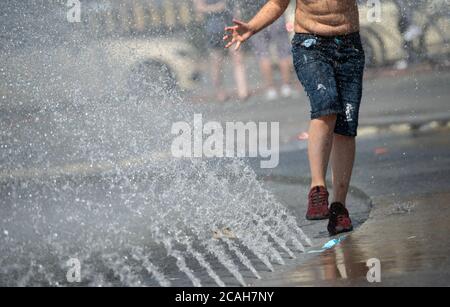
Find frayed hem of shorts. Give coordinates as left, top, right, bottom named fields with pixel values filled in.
left=311, top=109, right=343, bottom=120
left=334, top=130, right=358, bottom=138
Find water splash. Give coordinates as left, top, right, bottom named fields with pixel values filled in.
left=0, top=1, right=313, bottom=287
left=222, top=237, right=261, bottom=280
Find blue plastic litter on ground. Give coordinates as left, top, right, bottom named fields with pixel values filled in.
left=307, top=236, right=348, bottom=254
left=322, top=236, right=347, bottom=249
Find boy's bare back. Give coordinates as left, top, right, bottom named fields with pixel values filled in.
left=295, top=0, right=360, bottom=35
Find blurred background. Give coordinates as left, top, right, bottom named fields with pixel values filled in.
left=1, top=0, right=449, bottom=107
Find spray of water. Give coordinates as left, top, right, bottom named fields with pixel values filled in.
left=0, top=1, right=313, bottom=287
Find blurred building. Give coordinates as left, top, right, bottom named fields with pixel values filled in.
left=0, top=0, right=204, bottom=109
left=83, top=0, right=198, bottom=37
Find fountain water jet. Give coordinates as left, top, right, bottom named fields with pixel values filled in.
left=221, top=237, right=261, bottom=280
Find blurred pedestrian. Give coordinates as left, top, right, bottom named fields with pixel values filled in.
left=194, top=0, right=249, bottom=101
left=393, top=0, right=423, bottom=70
left=241, top=1, right=294, bottom=100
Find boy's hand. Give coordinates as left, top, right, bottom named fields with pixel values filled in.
left=223, top=19, right=254, bottom=51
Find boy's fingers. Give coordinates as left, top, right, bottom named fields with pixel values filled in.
left=225, top=40, right=234, bottom=49
left=232, top=19, right=246, bottom=27
left=234, top=41, right=241, bottom=51
left=224, top=25, right=238, bottom=32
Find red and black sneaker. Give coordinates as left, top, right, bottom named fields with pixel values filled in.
left=328, top=202, right=353, bottom=236
left=306, top=186, right=330, bottom=220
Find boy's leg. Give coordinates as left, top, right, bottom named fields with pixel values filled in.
left=308, top=115, right=337, bottom=189
left=292, top=33, right=342, bottom=220
left=328, top=132, right=356, bottom=236
left=332, top=33, right=365, bottom=205
left=327, top=33, right=365, bottom=235
left=331, top=134, right=356, bottom=204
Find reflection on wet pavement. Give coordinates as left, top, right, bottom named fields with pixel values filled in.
left=258, top=192, right=450, bottom=286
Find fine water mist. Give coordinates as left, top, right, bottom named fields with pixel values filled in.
left=0, top=1, right=312, bottom=286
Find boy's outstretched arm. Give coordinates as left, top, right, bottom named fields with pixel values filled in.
left=224, top=0, right=291, bottom=50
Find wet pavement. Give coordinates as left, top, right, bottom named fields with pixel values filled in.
left=254, top=129, right=450, bottom=286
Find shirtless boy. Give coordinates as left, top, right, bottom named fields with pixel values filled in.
left=224, top=0, right=365, bottom=236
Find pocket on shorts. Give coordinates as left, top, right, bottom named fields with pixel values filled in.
left=292, top=45, right=322, bottom=71
left=293, top=55, right=341, bottom=118
left=292, top=36, right=322, bottom=67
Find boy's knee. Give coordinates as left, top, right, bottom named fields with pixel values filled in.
left=313, top=114, right=338, bottom=126
left=334, top=133, right=356, bottom=140
left=319, top=114, right=338, bottom=121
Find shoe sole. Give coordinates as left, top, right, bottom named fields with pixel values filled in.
left=306, top=214, right=330, bottom=221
